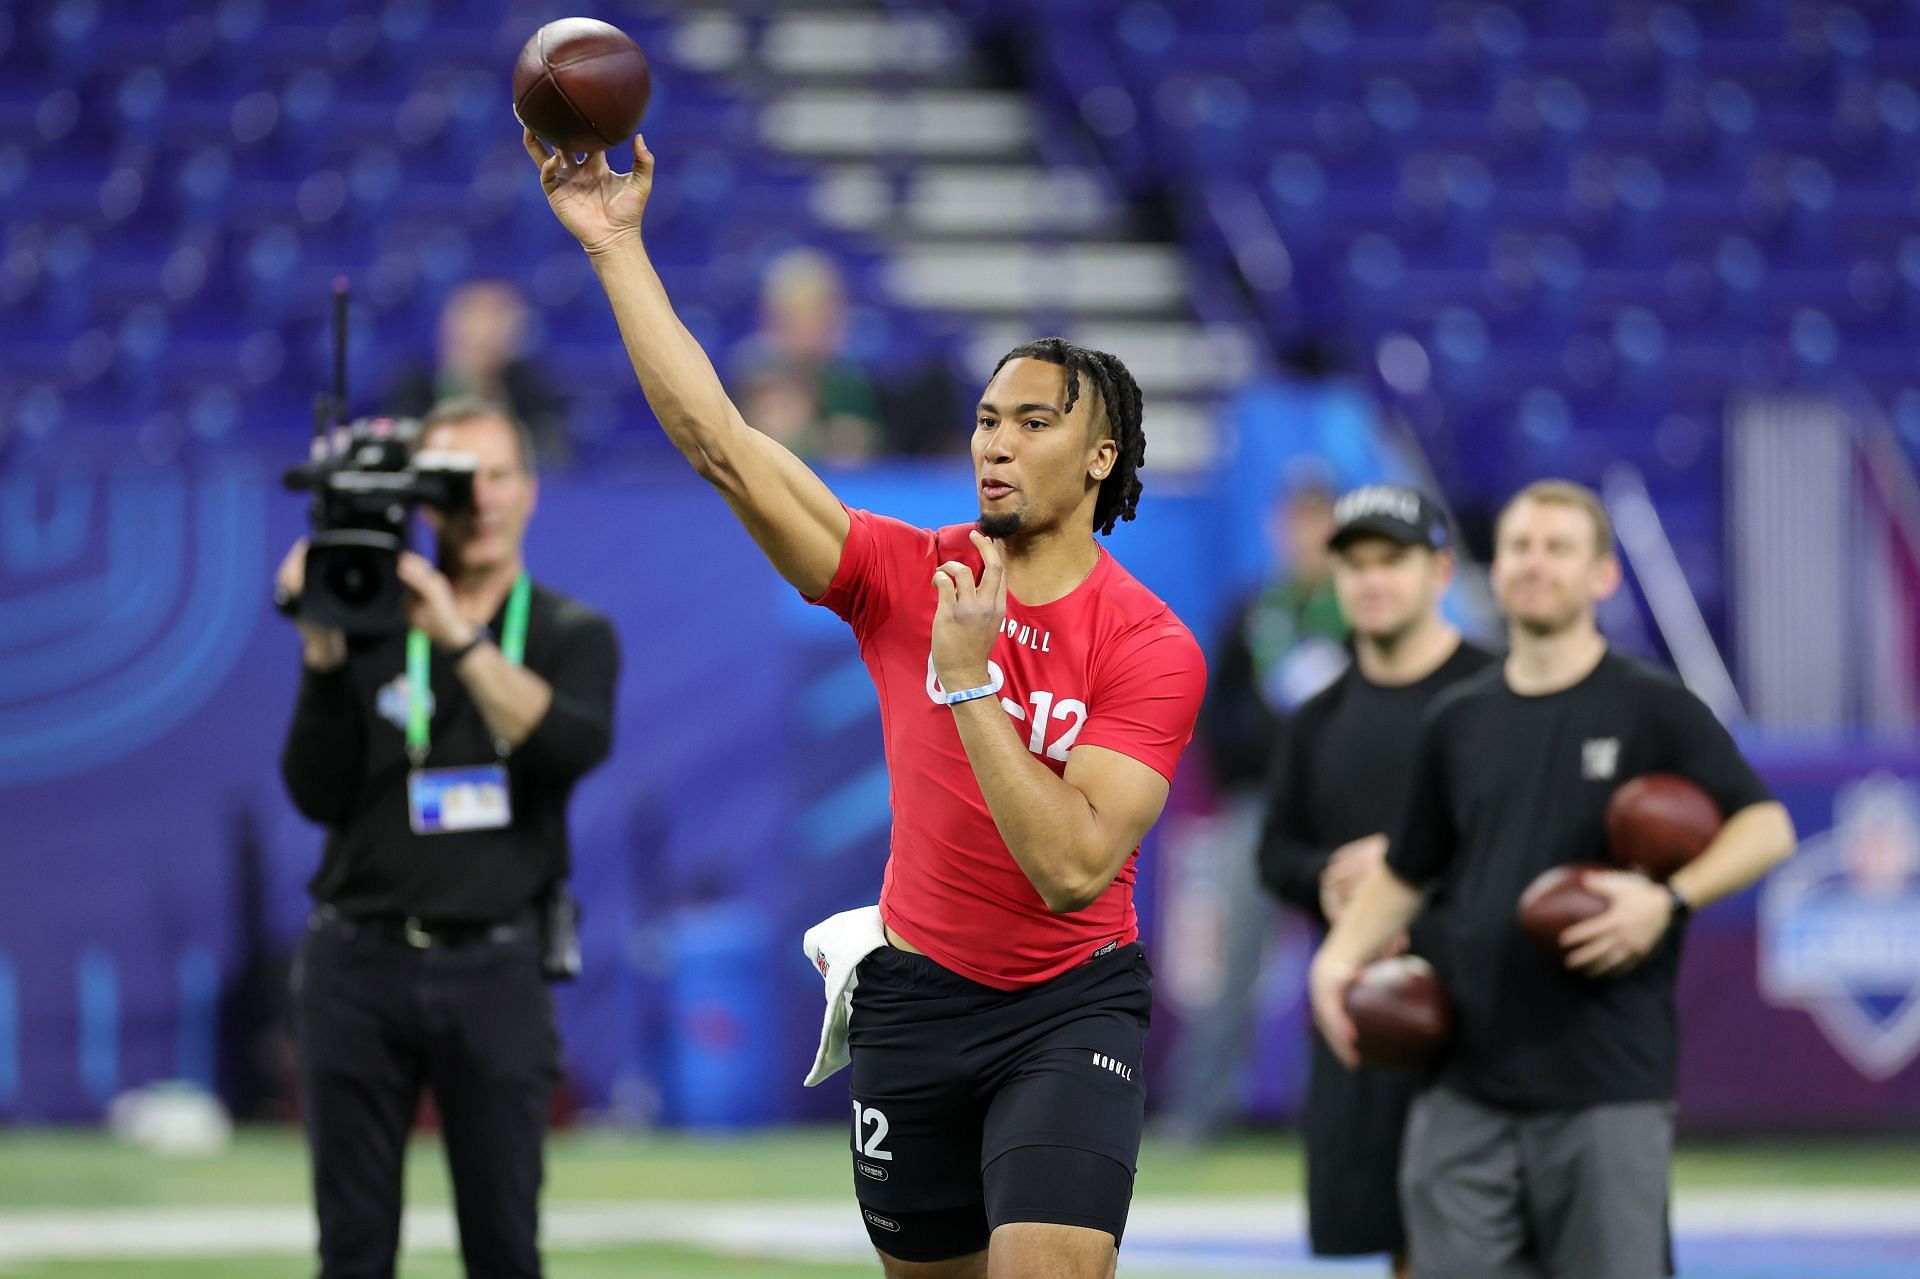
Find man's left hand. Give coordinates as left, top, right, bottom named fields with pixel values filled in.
left=397, top=553, right=477, bottom=649
left=931, top=530, right=1007, bottom=692
left=1560, top=869, right=1673, bottom=978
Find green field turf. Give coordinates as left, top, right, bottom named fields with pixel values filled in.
left=0, top=1126, right=1324, bottom=1208
left=0, top=1125, right=1913, bottom=1278
left=0, top=1248, right=867, bottom=1278
left=5, top=1124, right=1917, bottom=1207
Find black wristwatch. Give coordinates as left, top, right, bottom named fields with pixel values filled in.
left=449, top=625, right=492, bottom=665
left=1665, top=883, right=1693, bottom=927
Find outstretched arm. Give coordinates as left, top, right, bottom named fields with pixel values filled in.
left=524, top=130, right=847, bottom=597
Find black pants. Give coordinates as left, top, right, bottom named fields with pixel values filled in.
left=291, top=913, right=560, bottom=1279
left=1303, top=1027, right=1419, bottom=1256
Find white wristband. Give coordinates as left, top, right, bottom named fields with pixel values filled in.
left=943, top=682, right=999, bottom=706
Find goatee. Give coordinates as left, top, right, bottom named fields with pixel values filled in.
left=977, top=512, right=1023, bottom=539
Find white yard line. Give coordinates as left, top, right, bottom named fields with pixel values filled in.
left=0, top=1192, right=1914, bottom=1263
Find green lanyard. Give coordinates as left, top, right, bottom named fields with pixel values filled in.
left=406, top=573, right=531, bottom=765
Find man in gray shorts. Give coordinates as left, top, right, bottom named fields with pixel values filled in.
left=1306, top=482, right=1797, bottom=1278
left=1397, top=1083, right=1676, bottom=1276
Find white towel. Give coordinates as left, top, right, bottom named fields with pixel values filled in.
left=801, top=904, right=888, bottom=1087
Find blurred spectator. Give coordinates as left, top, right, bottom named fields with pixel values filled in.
left=873, top=355, right=971, bottom=459
left=728, top=248, right=884, bottom=464
left=1160, top=477, right=1351, bottom=1142
left=1258, top=486, right=1490, bottom=1273
left=387, top=281, right=571, bottom=467
left=1205, top=480, right=1351, bottom=784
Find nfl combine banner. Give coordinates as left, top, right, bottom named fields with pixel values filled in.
left=1761, top=773, right=1920, bottom=1082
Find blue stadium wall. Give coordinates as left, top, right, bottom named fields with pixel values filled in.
left=2, top=450, right=1916, bottom=1129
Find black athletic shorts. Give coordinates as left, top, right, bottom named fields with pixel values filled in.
left=845, top=940, right=1153, bottom=1263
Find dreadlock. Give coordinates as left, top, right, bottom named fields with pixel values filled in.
left=989, top=337, right=1146, bottom=536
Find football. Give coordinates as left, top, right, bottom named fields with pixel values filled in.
left=1606, top=773, right=1722, bottom=881
left=513, top=18, right=652, bottom=154
left=1343, top=955, right=1453, bottom=1068
left=1517, top=863, right=1614, bottom=953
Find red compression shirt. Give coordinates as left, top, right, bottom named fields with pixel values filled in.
left=809, top=507, right=1207, bottom=989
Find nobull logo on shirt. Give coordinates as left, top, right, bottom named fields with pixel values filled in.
left=998, top=615, right=1054, bottom=653
left=1760, top=773, right=1920, bottom=1081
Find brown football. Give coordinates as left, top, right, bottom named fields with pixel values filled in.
left=1516, top=863, right=1614, bottom=953
left=1606, top=773, right=1721, bottom=881
left=512, top=18, right=652, bottom=154
left=1343, top=955, right=1452, bottom=1069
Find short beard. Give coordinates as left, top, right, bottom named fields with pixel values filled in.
left=1361, top=614, right=1421, bottom=654
left=1512, top=611, right=1573, bottom=638
left=977, top=512, right=1023, bottom=539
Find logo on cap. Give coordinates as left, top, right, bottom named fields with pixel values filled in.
left=1330, top=485, right=1444, bottom=549
left=1334, top=485, right=1424, bottom=527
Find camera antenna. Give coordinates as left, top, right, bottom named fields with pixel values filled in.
left=312, top=276, right=351, bottom=441
left=330, top=275, right=350, bottom=427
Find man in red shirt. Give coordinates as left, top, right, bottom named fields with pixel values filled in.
left=526, top=134, right=1207, bottom=1278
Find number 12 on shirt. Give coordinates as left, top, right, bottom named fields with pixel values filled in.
left=1003, top=689, right=1087, bottom=762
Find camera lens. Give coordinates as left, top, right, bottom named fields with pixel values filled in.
left=327, top=548, right=382, bottom=606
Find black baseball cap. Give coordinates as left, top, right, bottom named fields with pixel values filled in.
left=1328, top=485, right=1450, bottom=551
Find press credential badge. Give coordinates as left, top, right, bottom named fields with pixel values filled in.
left=404, top=574, right=530, bottom=837
left=408, top=765, right=513, bottom=834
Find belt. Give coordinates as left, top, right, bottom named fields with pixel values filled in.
left=312, top=904, right=537, bottom=950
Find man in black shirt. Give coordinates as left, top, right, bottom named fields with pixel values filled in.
left=1309, top=480, right=1795, bottom=1279
left=1259, top=486, right=1495, bottom=1276
left=277, top=397, right=619, bottom=1279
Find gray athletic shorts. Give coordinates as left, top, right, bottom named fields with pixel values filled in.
left=1400, top=1085, right=1673, bottom=1279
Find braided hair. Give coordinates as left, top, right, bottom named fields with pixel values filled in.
left=989, top=338, right=1146, bottom=536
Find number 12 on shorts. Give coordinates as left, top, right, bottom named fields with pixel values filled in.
left=851, top=1101, right=893, bottom=1161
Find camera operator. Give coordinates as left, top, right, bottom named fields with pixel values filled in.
left=275, top=396, right=619, bottom=1279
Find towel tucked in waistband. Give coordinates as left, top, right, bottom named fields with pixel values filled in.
left=800, top=904, right=887, bottom=1086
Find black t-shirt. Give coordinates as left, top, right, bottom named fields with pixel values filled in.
left=1387, top=649, right=1774, bottom=1110
left=280, top=581, right=619, bottom=924
left=1258, top=640, right=1498, bottom=929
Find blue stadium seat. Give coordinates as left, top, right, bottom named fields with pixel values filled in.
left=241, top=225, right=305, bottom=323
left=1265, top=150, right=1333, bottom=244
left=207, top=0, right=269, bottom=77
left=1610, top=305, right=1670, bottom=396
left=277, top=67, right=337, bottom=160
left=38, top=0, right=104, bottom=77
left=112, top=66, right=171, bottom=147
left=1428, top=304, right=1492, bottom=395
